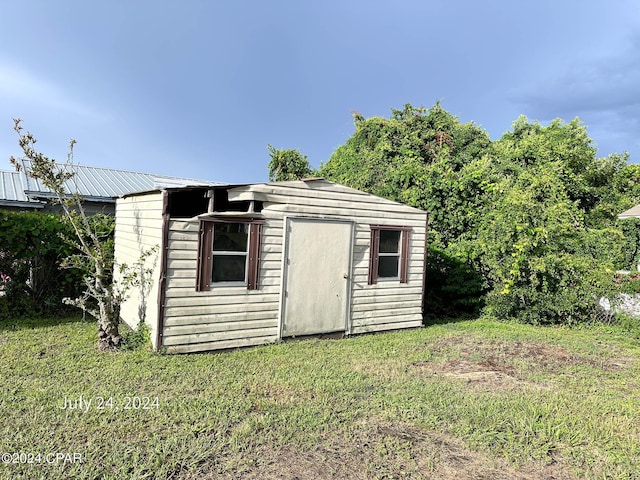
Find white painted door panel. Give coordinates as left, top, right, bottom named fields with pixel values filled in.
left=282, top=218, right=352, bottom=336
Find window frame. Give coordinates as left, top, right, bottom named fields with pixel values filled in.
left=196, top=217, right=263, bottom=291
left=368, top=225, right=411, bottom=285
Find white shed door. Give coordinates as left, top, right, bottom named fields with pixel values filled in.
left=281, top=218, right=353, bottom=337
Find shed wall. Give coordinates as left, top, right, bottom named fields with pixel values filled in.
left=162, top=214, right=282, bottom=353
left=234, top=183, right=426, bottom=335
left=114, top=192, right=164, bottom=348
left=161, top=181, right=426, bottom=353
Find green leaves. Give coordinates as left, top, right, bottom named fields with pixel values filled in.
left=316, top=104, right=638, bottom=324
left=0, top=210, right=86, bottom=317
left=320, top=103, right=491, bottom=315
left=467, top=122, right=623, bottom=324
left=267, top=144, right=315, bottom=182
left=10, top=121, right=156, bottom=349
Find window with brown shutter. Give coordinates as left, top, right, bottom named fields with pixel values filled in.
left=196, top=217, right=263, bottom=291
left=368, top=225, right=411, bottom=285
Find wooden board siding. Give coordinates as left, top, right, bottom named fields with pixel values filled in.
left=114, top=192, right=164, bottom=348
left=231, top=181, right=426, bottom=336
left=161, top=218, right=282, bottom=353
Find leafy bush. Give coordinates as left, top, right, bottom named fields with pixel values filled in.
left=606, top=273, right=640, bottom=338
left=462, top=160, right=622, bottom=325
left=317, top=105, right=638, bottom=324
left=615, top=313, right=640, bottom=338
left=121, top=321, right=152, bottom=350
left=619, top=218, right=640, bottom=271
left=483, top=257, right=614, bottom=325
left=0, top=210, right=114, bottom=319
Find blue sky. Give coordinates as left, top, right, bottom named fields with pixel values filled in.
left=1, top=1, right=639, bottom=184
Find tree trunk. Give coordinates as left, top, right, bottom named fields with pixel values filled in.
left=97, top=298, right=121, bottom=352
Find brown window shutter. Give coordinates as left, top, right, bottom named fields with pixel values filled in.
left=247, top=222, right=263, bottom=290
left=368, top=227, right=380, bottom=285
left=196, top=221, right=213, bottom=291
left=400, top=229, right=410, bottom=283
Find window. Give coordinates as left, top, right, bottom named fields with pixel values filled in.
left=368, top=226, right=410, bottom=285
left=196, top=218, right=263, bottom=291
left=212, top=223, right=248, bottom=282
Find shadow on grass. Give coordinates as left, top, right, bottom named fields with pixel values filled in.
left=423, top=312, right=481, bottom=327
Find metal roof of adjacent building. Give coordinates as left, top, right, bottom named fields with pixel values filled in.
left=0, top=170, right=44, bottom=208
left=0, top=159, right=225, bottom=207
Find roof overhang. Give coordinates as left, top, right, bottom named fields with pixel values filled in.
left=192, top=211, right=265, bottom=221
left=0, top=199, right=44, bottom=209
left=24, top=191, right=117, bottom=204
left=225, top=180, right=325, bottom=202
left=119, top=183, right=238, bottom=199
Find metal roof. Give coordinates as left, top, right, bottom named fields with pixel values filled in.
left=0, top=170, right=43, bottom=208
left=0, top=159, right=225, bottom=207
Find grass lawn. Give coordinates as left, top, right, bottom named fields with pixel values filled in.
left=1, top=316, right=639, bottom=479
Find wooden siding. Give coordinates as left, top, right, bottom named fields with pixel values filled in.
left=161, top=218, right=281, bottom=353
left=114, top=192, right=164, bottom=348
left=235, top=182, right=426, bottom=335
left=161, top=181, right=426, bottom=353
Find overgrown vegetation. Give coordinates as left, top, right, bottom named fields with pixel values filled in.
left=0, top=210, right=87, bottom=318
left=274, top=103, right=640, bottom=324
left=120, top=320, right=153, bottom=351
left=1, top=316, right=638, bottom=479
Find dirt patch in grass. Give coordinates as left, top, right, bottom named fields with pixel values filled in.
left=411, top=336, right=632, bottom=391
left=216, top=418, right=575, bottom=480
left=413, top=358, right=536, bottom=391
left=431, top=336, right=626, bottom=370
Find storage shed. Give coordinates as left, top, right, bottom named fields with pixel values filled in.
left=114, top=179, right=428, bottom=353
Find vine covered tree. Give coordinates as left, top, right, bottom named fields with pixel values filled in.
left=317, top=104, right=637, bottom=323
left=320, top=103, right=491, bottom=314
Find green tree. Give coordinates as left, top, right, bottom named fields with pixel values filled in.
left=448, top=116, right=636, bottom=324
left=267, top=144, right=315, bottom=181
left=321, top=103, right=490, bottom=242
left=609, top=162, right=640, bottom=271
left=0, top=211, right=85, bottom=317
left=492, top=117, right=629, bottom=224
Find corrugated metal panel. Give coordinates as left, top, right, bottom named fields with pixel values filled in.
left=0, top=170, right=43, bottom=207
left=0, top=170, right=27, bottom=202
left=13, top=158, right=225, bottom=201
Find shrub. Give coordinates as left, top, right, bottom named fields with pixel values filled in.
left=466, top=164, right=621, bottom=325
left=0, top=210, right=113, bottom=319
left=423, top=243, right=485, bottom=318
left=619, top=218, right=640, bottom=271
left=121, top=321, right=152, bottom=350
